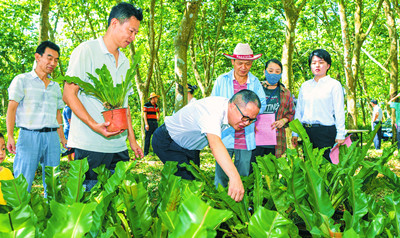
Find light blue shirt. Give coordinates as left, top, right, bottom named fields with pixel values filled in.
left=8, top=70, right=63, bottom=130
left=211, top=69, right=266, bottom=150
left=66, top=37, right=131, bottom=153
left=165, top=97, right=229, bottom=150
left=293, top=75, right=346, bottom=140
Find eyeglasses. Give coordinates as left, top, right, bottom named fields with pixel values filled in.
left=235, top=103, right=257, bottom=124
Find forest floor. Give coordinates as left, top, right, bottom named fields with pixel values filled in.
left=2, top=140, right=400, bottom=203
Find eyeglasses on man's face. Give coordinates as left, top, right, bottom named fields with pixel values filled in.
left=234, top=103, right=257, bottom=124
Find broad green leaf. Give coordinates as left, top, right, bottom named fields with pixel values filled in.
left=345, top=177, right=369, bottom=233
left=43, top=201, right=97, bottom=238
left=87, top=193, right=113, bottom=238
left=289, top=119, right=314, bottom=161
left=170, top=194, right=233, bottom=238
left=1, top=175, right=30, bottom=209
left=0, top=204, right=36, bottom=234
left=365, top=212, right=386, bottom=237
left=64, top=158, right=89, bottom=204
left=343, top=228, right=359, bottom=238
left=44, top=165, right=62, bottom=201
left=248, top=206, right=299, bottom=238
left=251, top=162, right=263, bottom=209
left=385, top=190, right=400, bottom=236
left=158, top=209, right=178, bottom=232
left=102, top=160, right=136, bottom=197
left=30, top=193, right=48, bottom=230
left=122, top=180, right=153, bottom=237
left=300, top=160, right=335, bottom=218
left=257, top=155, right=291, bottom=215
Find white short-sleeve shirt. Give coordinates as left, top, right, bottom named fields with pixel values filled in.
left=8, top=71, right=63, bottom=129
left=165, top=96, right=229, bottom=150
left=66, top=37, right=131, bottom=153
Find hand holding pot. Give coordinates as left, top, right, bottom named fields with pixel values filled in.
left=93, top=121, right=123, bottom=138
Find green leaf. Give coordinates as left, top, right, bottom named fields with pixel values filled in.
left=289, top=119, right=314, bottom=161
left=43, top=201, right=97, bottom=237
left=0, top=204, right=36, bottom=236
left=345, top=177, right=369, bottom=232
left=64, top=158, right=89, bottom=204
left=248, top=207, right=299, bottom=238
left=257, top=155, right=291, bottom=215
left=300, top=160, right=335, bottom=218
left=385, top=189, right=400, bottom=236
left=252, top=162, right=264, bottom=209
left=169, top=194, right=233, bottom=238
left=44, top=165, right=62, bottom=202
left=343, top=228, right=359, bottom=238
left=102, top=161, right=136, bottom=197
left=122, top=180, right=153, bottom=237
left=1, top=175, right=31, bottom=209
left=87, top=193, right=113, bottom=238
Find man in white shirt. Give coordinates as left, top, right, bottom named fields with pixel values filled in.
left=63, top=3, right=144, bottom=191
left=371, top=99, right=383, bottom=149
left=292, top=49, right=346, bottom=162
left=152, top=89, right=261, bottom=202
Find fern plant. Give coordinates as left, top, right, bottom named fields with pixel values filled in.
left=55, top=47, right=143, bottom=110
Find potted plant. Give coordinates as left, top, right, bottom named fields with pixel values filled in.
left=56, top=48, right=142, bottom=132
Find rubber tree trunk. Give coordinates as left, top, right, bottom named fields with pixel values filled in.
left=174, top=0, right=202, bottom=112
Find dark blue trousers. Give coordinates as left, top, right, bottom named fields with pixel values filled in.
left=152, top=124, right=200, bottom=180
left=372, top=121, right=382, bottom=149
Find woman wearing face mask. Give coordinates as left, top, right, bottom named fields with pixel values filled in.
left=251, top=59, right=295, bottom=163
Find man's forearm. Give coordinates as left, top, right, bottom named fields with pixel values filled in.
left=6, top=101, right=18, bottom=139
left=127, top=106, right=137, bottom=144
left=56, top=110, right=65, bottom=140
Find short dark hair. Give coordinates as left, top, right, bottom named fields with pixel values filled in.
left=0, top=132, right=4, bottom=139
left=36, top=41, right=60, bottom=56
left=230, top=89, right=261, bottom=109
left=371, top=99, right=378, bottom=105
left=308, top=49, right=331, bottom=70
left=108, top=2, right=143, bottom=26
left=188, top=84, right=197, bottom=94
left=265, top=59, right=282, bottom=70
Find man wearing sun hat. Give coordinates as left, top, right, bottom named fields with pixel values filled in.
left=211, top=43, right=266, bottom=188
left=143, top=92, right=161, bottom=156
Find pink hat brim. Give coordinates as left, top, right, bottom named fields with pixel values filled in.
left=223, top=53, right=262, bottom=60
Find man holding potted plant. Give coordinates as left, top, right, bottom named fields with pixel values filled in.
left=63, top=2, right=144, bottom=191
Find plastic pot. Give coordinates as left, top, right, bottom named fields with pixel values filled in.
left=102, top=108, right=128, bottom=132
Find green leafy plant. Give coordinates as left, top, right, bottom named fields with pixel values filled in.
left=54, top=47, right=143, bottom=110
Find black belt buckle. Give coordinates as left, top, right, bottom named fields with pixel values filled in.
left=304, top=123, right=312, bottom=128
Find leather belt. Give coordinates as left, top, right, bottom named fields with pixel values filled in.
left=20, top=127, right=58, bottom=132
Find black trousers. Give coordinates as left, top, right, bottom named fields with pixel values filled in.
left=74, top=148, right=130, bottom=191
left=249, top=147, right=275, bottom=174
left=144, top=120, right=158, bottom=155
left=152, top=124, right=200, bottom=180
left=304, top=125, right=336, bottom=162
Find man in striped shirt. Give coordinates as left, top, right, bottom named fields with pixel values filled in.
left=143, top=92, right=160, bottom=156
left=6, top=41, right=66, bottom=194
left=211, top=43, right=266, bottom=188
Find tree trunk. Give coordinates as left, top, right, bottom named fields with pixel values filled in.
left=384, top=0, right=398, bottom=145
left=338, top=0, right=383, bottom=129
left=281, top=0, right=307, bottom=92
left=174, top=0, right=202, bottom=111
left=129, top=0, right=159, bottom=148
left=39, top=0, right=50, bottom=43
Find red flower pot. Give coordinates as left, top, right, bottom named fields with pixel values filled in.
left=102, top=108, right=128, bottom=132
